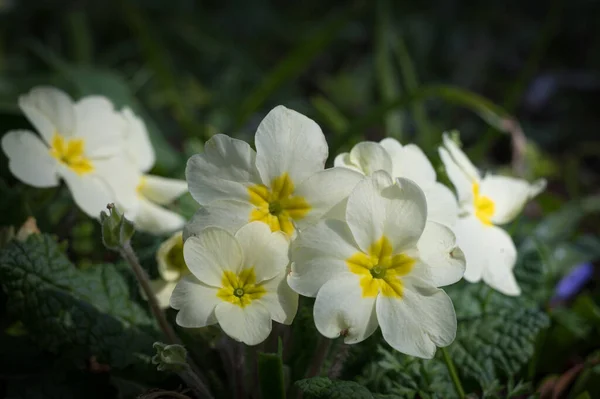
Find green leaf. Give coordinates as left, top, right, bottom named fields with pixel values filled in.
left=258, top=350, right=286, bottom=399
left=0, top=234, right=159, bottom=378
left=446, top=282, right=550, bottom=389
left=295, top=377, right=384, bottom=399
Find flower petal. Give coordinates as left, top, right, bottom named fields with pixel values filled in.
left=93, top=157, right=140, bottom=211
left=376, top=281, right=456, bottom=359
left=258, top=273, right=299, bottom=325
left=59, top=168, right=114, bottom=218
left=157, top=232, right=184, bottom=282
left=234, top=222, right=290, bottom=282
left=2, top=130, right=59, bottom=187
left=186, top=134, right=261, bottom=205
left=313, top=274, right=378, bottom=344
left=289, top=219, right=360, bottom=297
left=171, top=275, right=219, bottom=327
left=345, top=171, right=394, bottom=253
left=122, top=107, right=155, bottom=173
left=293, top=167, right=364, bottom=229
left=140, top=175, right=188, bottom=205
left=347, top=141, right=392, bottom=176
left=479, top=174, right=546, bottom=225
left=438, top=147, right=474, bottom=205
left=381, top=177, right=428, bottom=251
left=452, top=216, right=487, bottom=282
left=215, top=301, right=272, bottom=346
left=18, top=86, right=75, bottom=143
left=255, top=105, right=327, bottom=185
left=183, top=228, right=243, bottom=287
left=333, top=152, right=363, bottom=173
left=380, top=138, right=436, bottom=185
left=442, top=133, right=480, bottom=181
left=183, top=200, right=255, bottom=240
left=74, top=96, right=126, bottom=158
left=131, top=198, right=186, bottom=235
left=149, top=280, right=178, bottom=309
left=414, top=221, right=466, bottom=287
left=423, top=183, right=459, bottom=227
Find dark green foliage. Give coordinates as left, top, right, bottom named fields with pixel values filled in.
left=0, top=234, right=158, bottom=378
left=296, top=377, right=396, bottom=399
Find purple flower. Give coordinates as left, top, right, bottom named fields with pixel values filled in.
left=553, top=262, right=594, bottom=301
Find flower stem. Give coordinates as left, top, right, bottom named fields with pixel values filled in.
left=306, top=336, right=332, bottom=378
left=119, top=242, right=214, bottom=399
left=441, top=347, right=465, bottom=399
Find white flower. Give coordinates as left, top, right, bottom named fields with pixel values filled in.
left=171, top=222, right=298, bottom=345
left=1, top=87, right=138, bottom=218
left=288, top=172, right=465, bottom=359
left=149, top=231, right=188, bottom=309
left=334, top=138, right=458, bottom=226
left=438, top=133, right=546, bottom=296
left=184, top=105, right=363, bottom=238
left=120, top=108, right=188, bottom=234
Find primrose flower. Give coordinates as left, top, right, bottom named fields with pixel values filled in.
left=149, top=232, right=188, bottom=309
left=1, top=87, right=137, bottom=218
left=121, top=108, right=187, bottom=234
left=439, top=133, right=546, bottom=296
left=170, top=222, right=298, bottom=345
left=185, top=106, right=363, bottom=238
left=288, top=172, right=466, bottom=359
left=334, top=139, right=458, bottom=226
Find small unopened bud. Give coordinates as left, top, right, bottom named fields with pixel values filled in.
left=152, top=342, right=189, bottom=372
left=100, top=203, right=135, bottom=250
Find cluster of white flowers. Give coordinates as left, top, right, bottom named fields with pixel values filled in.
left=171, top=105, right=544, bottom=357
left=1, top=87, right=188, bottom=235
left=2, top=89, right=546, bottom=358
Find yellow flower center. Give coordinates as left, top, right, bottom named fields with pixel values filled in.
left=216, top=267, right=266, bottom=308
left=48, top=133, right=94, bottom=175
left=346, top=236, right=415, bottom=298
left=472, top=183, right=495, bottom=226
left=247, top=173, right=311, bottom=236
left=136, top=176, right=146, bottom=197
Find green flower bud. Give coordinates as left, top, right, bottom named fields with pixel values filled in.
left=100, top=204, right=135, bottom=250
left=152, top=342, right=189, bottom=372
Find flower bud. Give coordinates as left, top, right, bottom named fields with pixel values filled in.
left=152, top=342, right=189, bottom=372
left=100, top=204, right=135, bottom=250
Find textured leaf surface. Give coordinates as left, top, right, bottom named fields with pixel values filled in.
left=0, top=234, right=158, bottom=371
left=296, top=377, right=391, bottom=399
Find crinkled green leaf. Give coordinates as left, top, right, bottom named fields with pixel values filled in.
left=0, top=234, right=158, bottom=373
left=447, top=282, right=550, bottom=389
left=296, top=377, right=391, bottom=399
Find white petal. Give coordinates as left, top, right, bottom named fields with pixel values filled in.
left=132, top=198, right=186, bottom=235
left=333, top=152, right=364, bottom=174
left=452, top=216, right=486, bottom=282
left=345, top=171, right=394, bottom=253
left=380, top=138, right=436, bottom=185
left=289, top=219, right=360, bottom=297
left=183, top=228, right=243, bottom=287
left=122, top=107, right=155, bottom=173
left=381, top=177, right=428, bottom=251
left=294, top=167, right=364, bottom=229
left=140, top=175, right=188, bottom=205
left=442, top=133, right=480, bottom=181
left=149, top=280, right=178, bottom=309
left=74, top=96, right=126, bottom=158
left=183, top=200, right=254, bottom=240
left=255, top=105, right=327, bottom=185
left=347, top=142, right=392, bottom=176
left=258, top=272, right=299, bottom=325
left=156, top=232, right=184, bottom=282
left=215, top=302, right=272, bottom=346
left=170, top=275, right=219, bottom=327
left=313, top=275, right=378, bottom=344
left=423, top=183, right=459, bottom=227
left=414, top=221, right=466, bottom=287
left=93, top=157, right=139, bottom=211
left=1, top=130, right=59, bottom=187
left=438, top=147, right=474, bottom=205
left=480, top=174, right=546, bottom=225
left=376, top=282, right=456, bottom=359
left=186, top=134, right=261, bottom=205
left=60, top=168, right=114, bottom=218
left=18, top=86, right=75, bottom=143
left=234, top=222, right=289, bottom=282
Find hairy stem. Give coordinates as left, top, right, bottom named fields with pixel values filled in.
left=307, top=336, right=332, bottom=378
left=441, top=347, right=465, bottom=399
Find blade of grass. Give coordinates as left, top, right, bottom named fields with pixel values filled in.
left=66, top=10, right=93, bottom=65
left=310, top=95, right=349, bottom=136
left=390, top=30, right=434, bottom=148
left=374, top=0, right=403, bottom=140
left=235, top=4, right=359, bottom=127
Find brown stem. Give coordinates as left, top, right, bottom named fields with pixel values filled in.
left=306, top=336, right=332, bottom=378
